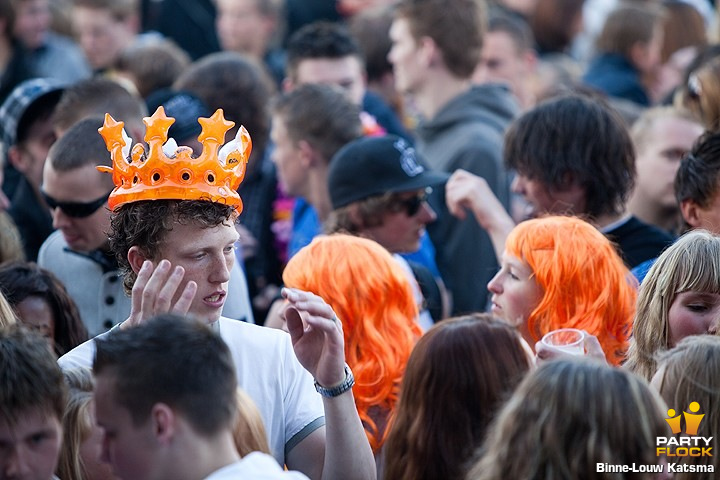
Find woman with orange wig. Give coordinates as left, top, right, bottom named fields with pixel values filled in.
left=282, top=234, right=421, bottom=454
left=488, top=215, right=637, bottom=365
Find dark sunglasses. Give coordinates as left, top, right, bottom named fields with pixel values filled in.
left=41, top=190, right=112, bottom=218
left=392, top=187, right=432, bottom=217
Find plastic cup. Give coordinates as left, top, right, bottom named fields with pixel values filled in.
left=541, top=328, right=585, bottom=356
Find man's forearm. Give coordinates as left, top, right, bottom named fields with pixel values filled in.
left=322, top=391, right=376, bottom=480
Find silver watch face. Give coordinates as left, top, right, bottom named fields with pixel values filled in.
left=314, top=364, right=354, bottom=397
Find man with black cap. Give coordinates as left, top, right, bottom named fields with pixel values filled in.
left=0, top=78, right=65, bottom=260
left=325, top=134, right=449, bottom=326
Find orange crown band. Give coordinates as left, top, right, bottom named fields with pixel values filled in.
left=97, top=107, right=251, bottom=212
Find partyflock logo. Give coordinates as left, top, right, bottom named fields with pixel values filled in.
left=656, top=402, right=713, bottom=457
left=597, top=402, right=714, bottom=475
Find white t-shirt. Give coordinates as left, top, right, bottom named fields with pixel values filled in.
left=58, top=318, right=325, bottom=464
left=204, top=453, right=309, bottom=479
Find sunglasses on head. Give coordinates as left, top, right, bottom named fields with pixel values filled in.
left=41, top=190, right=112, bottom=218
left=392, top=187, right=432, bottom=217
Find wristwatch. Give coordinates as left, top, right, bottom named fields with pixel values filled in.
left=314, top=363, right=355, bottom=398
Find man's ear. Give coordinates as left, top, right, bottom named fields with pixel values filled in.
left=347, top=204, right=366, bottom=229
left=7, top=145, right=27, bottom=173
left=523, top=50, right=538, bottom=73
left=680, top=199, right=703, bottom=229
left=298, top=140, right=316, bottom=167
left=151, top=403, right=176, bottom=446
left=282, top=77, right=294, bottom=93
left=128, top=246, right=150, bottom=274
left=419, top=36, right=439, bottom=69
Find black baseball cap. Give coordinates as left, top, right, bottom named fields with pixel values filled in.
left=328, top=135, right=448, bottom=209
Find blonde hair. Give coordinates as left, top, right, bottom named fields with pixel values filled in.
left=0, top=212, right=24, bottom=264
left=283, top=234, right=421, bottom=452
left=626, top=230, right=720, bottom=380
left=631, top=106, right=701, bottom=152
left=468, top=359, right=669, bottom=480
left=653, top=336, right=720, bottom=478
left=505, top=216, right=636, bottom=364
left=0, top=290, right=17, bottom=328
left=56, top=368, right=96, bottom=480
left=678, top=56, right=720, bottom=131
left=233, top=389, right=271, bottom=456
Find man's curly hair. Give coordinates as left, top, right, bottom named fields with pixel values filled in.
left=110, top=200, right=236, bottom=295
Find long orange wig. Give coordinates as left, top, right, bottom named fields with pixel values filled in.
left=504, top=216, right=636, bottom=364
left=283, top=234, right=421, bottom=452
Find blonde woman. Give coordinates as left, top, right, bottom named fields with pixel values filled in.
left=651, top=336, right=720, bottom=479
left=626, top=230, right=720, bottom=380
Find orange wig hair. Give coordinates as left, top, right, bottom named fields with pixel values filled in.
left=505, top=216, right=636, bottom=365
left=283, top=234, right=421, bottom=452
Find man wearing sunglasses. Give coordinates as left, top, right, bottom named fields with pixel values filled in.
left=37, top=118, right=253, bottom=336
left=325, top=135, right=449, bottom=326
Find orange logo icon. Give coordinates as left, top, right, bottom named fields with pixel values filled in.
left=665, top=402, right=705, bottom=435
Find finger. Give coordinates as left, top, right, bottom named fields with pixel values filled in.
left=583, top=333, right=608, bottom=363
left=171, top=280, right=197, bottom=316
left=141, top=259, right=173, bottom=315
left=282, top=287, right=318, bottom=303
left=281, top=286, right=297, bottom=302
left=535, top=341, right=551, bottom=361
left=292, top=298, right=337, bottom=323
left=284, top=306, right=306, bottom=343
left=129, top=261, right=154, bottom=325
left=283, top=288, right=325, bottom=307
left=155, top=266, right=187, bottom=313
left=445, top=191, right=467, bottom=219
left=303, top=312, right=343, bottom=337
left=283, top=288, right=340, bottom=325
left=535, top=341, right=566, bottom=363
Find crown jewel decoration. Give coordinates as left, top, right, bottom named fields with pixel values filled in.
left=97, top=107, right=251, bottom=212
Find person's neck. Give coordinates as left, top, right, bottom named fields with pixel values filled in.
left=415, top=72, right=471, bottom=120
left=627, top=194, right=677, bottom=233
left=594, top=210, right=629, bottom=231
left=173, top=432, right=241, bottom=480
left=307, top=168, right=332, bottom=221
left=0, top=37, right=12, bottom=71
left=207, top=314, right=223, bottom=328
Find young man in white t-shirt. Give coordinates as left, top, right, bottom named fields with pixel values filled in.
left=58, top=109, right=375, bottom=480
left=93, top=313, right=309, bottom=480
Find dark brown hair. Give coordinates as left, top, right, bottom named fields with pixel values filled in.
left=109, top=200, right=236, bottom=294
left=382, top=314, right=530, bottom=480
left=0, top=325, right=67, bottom=424
left=395, top=0, right=486, bottom=78
left=505, top=94, right=635, bottom=219
left=0, top=261, right=88, bottom=356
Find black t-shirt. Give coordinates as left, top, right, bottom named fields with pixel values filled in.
left=604, top=216, right=675, bottom=268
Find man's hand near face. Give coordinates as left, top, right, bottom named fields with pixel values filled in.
left=122, top=260, right=197, bottom=329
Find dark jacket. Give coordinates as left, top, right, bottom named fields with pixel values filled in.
left=583, top=53, right=650, bottom=106
left=416, top=84, right=518, bottom=314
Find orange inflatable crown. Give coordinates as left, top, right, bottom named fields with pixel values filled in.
left=97, top=107, right=251, bottom=212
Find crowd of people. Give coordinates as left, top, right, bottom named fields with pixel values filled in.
left=1, top=0, right=720, bottom=479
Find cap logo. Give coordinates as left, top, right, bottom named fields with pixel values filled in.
left=394, top=138, right=424, bottom=177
